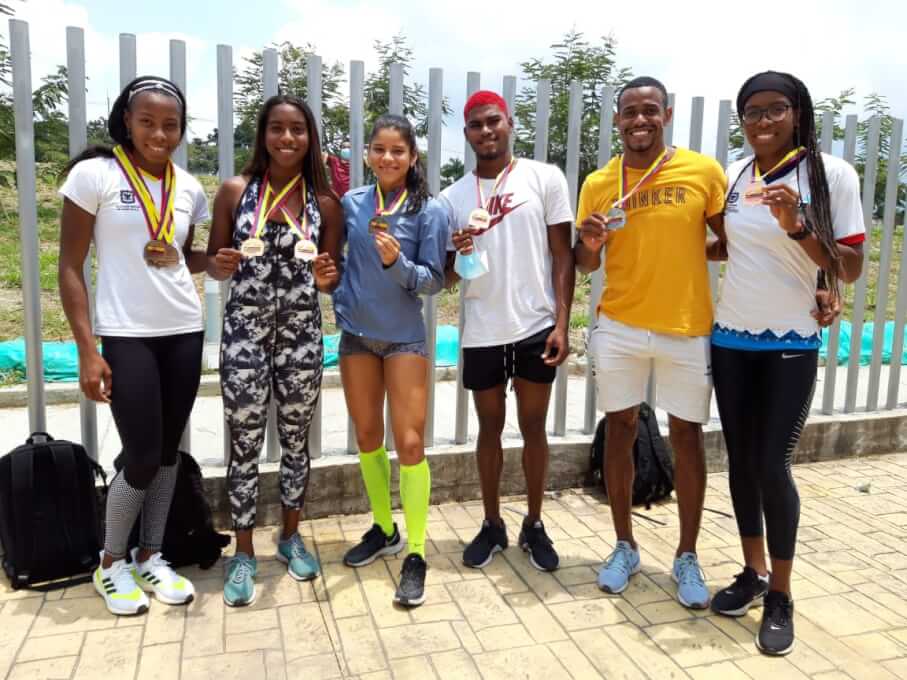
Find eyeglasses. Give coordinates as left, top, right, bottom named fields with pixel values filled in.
left=742, top=103, right=792, bottom=125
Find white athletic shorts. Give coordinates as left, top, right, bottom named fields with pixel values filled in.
left=589, top=314, right=712, bottom=424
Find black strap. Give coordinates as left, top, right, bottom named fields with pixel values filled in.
left=49, top=442, right=94, bottom=568
left=9, top=450, right=34, bottom=585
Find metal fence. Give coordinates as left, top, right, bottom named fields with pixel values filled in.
left=8, top=20, right=906, bottom=465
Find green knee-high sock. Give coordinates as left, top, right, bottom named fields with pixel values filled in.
left=359, top=446, right=393, bottom=536
left=399, top=459, right=431, bottom=558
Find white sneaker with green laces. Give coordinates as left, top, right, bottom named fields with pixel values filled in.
left=93, top=554, right=150, bottom=616
left=130, top=549, right=195, bottom=605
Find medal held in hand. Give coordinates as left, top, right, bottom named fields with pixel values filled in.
left=370, top=184, right=408, bottom=234
left=609, top=148, right=670, bottom=230
left=467, top=208, right=491, bottom=232
left=746, top=147, right=807, bottom=207
left=112, top=145, right=179, bottom=268
left=241, top=237, right=265, bottom=257
left=243, top=172, right=304, bottom=258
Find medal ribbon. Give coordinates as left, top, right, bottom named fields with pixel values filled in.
left=374, top=184, right=409, bottom=217
left=614, top=148, right=669, bottom=210
left=475, top=158, right=517, bottom=210
left=754, top=146, right=807, bottom=184
left=251, top=172, right=302, bottom=239
left=279, top=180, right=311, bottom=241
left=112, top=145, right=176, bottom=243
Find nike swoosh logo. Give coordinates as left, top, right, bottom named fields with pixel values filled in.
left=781, top=353, right=805, bottom=359
left=487, top=201, right=529, bottom=229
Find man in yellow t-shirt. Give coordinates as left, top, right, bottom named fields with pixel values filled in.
left=575, top=76, right=727, bottom=608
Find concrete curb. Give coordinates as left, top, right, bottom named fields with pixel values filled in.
left=202, top=408, right=907, bottom=530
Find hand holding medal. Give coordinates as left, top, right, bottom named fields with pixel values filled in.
left=369, top=184, right=408, bottom=235
left=607, top=147, right=671, bottom=232
left=374, top=231, right=401, bottom=266
left=454, top=159, right=516, bottom=281
left=578, top=213, right=612, bottom=252
left=744, top=146, right=806, bottom=207
left=212, top=247, right=243, bottom=278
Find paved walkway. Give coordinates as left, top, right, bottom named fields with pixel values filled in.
left=4, top=454, right=907, bottom=679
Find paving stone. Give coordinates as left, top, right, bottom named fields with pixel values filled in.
left=16, top=631, right=83, bottom=662
left=548, top=597, right=625, bottom=631
left=646, top=618, right=748, bottom=667
left=473, top=644, right=569, bottom=679
left=8, top=655, right=77, bottom=680
left=799, top=594, right=890, bottom=637
left=135, top=642, right=181, bottom=680
left=182, top=651, right=267, bottom=678
left=336, top=615, right=387, bottom=675
left=504, top=591, right=569, bottom=643
left=378, top=621, right=460, bottom=659
left=447, top=579, right=518, bottom=631
left=72, top=627, right=142, bottom=679
left=545, top=639, right=603, bottom=679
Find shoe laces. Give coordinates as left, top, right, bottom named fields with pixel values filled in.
left=675, top=554, right=706, bottom=587
left=523, top=520, right=552, bottom=548
left=604, top=543, right=636, bottom=577
left=400, top=554, right=425, bottom=584
left=227, top=555, right=254, bottom=585
left=108, top=559, right=139, bottom=593
left=142, top=552, right=176, bottom=579
left=362, top=524, right=388, bottom=544
left=285, top=534, right=310, bottom=560
left=765, top=593, right=793, bottom=627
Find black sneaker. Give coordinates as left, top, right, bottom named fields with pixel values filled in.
left=711, top=567, right=769, bottom=616
left=462, top=520, right=508, bottom=568
left=757, top=591, right=795, bottom=656
left=343, top=523, right=404, bottom=567
left=518, top=519, right=559, bottom=572
left=394, top=553, right=427, bottom=607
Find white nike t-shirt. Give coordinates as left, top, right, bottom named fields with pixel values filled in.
left=439, top=158, right=574, bottom=348
left=60, top=156, right=210, bottom=337
left=716, top=152, right=864, bottom=339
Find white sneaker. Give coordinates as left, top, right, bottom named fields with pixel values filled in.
left=93, top=553, right=150, bottom=616
left=130, top=549, right=195, bottom=605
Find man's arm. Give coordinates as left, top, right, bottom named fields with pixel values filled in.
left=544, top=221, right=575, bottom=366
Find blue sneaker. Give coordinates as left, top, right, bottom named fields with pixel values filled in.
left=597, top=540, right=641, bottom=594
left=673, top=552, right=709, bottom=609
left=223, top=553, right=257, bottom=607
left=277, top=533, right=320, bottom=581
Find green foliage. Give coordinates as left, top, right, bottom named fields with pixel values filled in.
left=513, top=29, right=631, bottom=184
left=440, top=157, right=464, bottom=190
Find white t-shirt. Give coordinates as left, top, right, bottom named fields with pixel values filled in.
left=59, top=156, right=210, bottom=337
left=440, top=159, right=574, bottom=348
left=715, top=152, right=864, bottom=339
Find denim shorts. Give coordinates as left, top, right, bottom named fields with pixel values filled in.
left=339, top=331, right=428, bottom=359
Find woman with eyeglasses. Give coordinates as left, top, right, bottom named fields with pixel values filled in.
left=708, top=71, right=865, bottom=655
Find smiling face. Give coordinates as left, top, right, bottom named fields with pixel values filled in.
left=264, top=103, right=310, bottom=172
left=617, top=86, right=672, bottom=155
left=123, top=92, right=183, bottom=168
left=742, top=90, right=797, bottom=159
left=367, top=126, right=415, bottom=190
left=464, top=104, right=512, bottom=161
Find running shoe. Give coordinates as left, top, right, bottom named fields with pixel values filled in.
left=223, top=553, right=257, bottom=607
left=343, top=523, right=404, bottom=567
left=93, top=553, right=150, bottom=616
left=277, top=533, right=320, bottom=581
left=597, top=540, right=641, bottom=593
left=518, top=519, right=559, bottom=572
left=394, top=553, right=427, bottom=607
left=672, top=552, right=710, bottom=609
left=757, top=591, right=795, bottom=656
left=711, top=567, right=769, bottom=616
left=130, top=549, right=195, bottom=605
left=462, top=519, right=508, bottom=569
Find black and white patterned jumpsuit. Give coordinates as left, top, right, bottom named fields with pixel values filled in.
left=221, top=175, right=323, bottom=530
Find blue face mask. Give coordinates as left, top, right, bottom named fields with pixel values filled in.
left=454, top=249, right=489, bottom=280
left=339, top=148, right=351, bottom=161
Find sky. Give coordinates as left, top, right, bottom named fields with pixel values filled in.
left=6, top=0, right=907, bottom=164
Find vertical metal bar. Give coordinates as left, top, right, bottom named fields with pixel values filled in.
left=389, top=63, right=404, bottom=116
left=710, top=99, right=732, bottom=303
left=424, top=67, right=443, bottom=448
left=346, top=60, right=365, bottom=454
left=119, top=33, right=136, bottom=89
left=454, top=72, right=481, bottom=445
left=533, top=79, right=551, bottom=161
left=663, top=93, right=675, bottom=145
left=67, top=26, right=98, bottom=458
left=306, top=54, right=324, bottom=458
left=583, top=86, right=613, bottom=435
left=11, top=20, right=45, bottom=433
left=503, top=75, right=516, bottom=154
left=888, top=125, right=907, bottom=408
left=217, top=45, right=234, bottom=466
left=553, top=81, right=582, bottom=437
left=869, top=118, right=903, bottom=410
left=822, top=114, right=857, bottom=414
left=169, top=40, right=188, bottom=169
left=844, top=115, right=881, bottom=413
left=262, top=48, right=281, bottom=462
left=688, top=96, right=704, bottom=152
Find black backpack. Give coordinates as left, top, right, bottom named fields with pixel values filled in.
left=115, top=451, right=229, bottom=570
left=0, top=433, right=107, bottom=588
left=589, top=403, right=675, bottom=508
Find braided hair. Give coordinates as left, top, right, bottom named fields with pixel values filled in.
left=737, top=71, right=842, bottom=302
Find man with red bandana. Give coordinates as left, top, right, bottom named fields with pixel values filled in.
left=441, top=90, right=575, bottom=572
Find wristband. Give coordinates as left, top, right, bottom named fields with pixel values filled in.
left=788, top=218, right=813, bottom=241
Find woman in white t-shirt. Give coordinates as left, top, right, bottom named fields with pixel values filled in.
left=59, top=76, right=209, bottom=616
left=708, top=71, right=865, bottom=656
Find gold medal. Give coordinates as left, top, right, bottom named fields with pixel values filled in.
left=369, top=217, right=390, bottom=233
left=294, top=239, right=317, bottom=262
left=143, top=240, right=180, bottom=268
left=467, top=208, right=491, bottom=232
left=241, top=237, right=266, bottom=257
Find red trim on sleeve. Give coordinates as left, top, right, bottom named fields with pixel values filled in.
left=837, top=233, right=865, bottom=246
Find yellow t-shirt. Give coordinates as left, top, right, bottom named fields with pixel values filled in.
left=577, top=147, right=726, bottom=337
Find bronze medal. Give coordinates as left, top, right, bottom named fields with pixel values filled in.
left=241, top=237, right=266, bottom=257
left=743, top=181, right=764, bottom=206
left=143, top=240, right=180, bottom=268
left=467, top=208, right=491, bottom=232
left=295, top=239, right=317, bottom=262
left=369, top=217, right=389, bottom=234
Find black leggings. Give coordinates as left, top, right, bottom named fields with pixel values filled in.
left=102, top=332, right=203, bottom=489
left=711, top=345, right=817, bottom=561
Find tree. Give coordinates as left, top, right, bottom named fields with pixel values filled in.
left=513, top=29, right=631, bottom=186
left=440, top=157, right=463, bottom=190
left=188, top=130, right=218, bottom=175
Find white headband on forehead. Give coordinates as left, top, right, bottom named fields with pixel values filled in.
left=128, top=79, right=182, bottom=104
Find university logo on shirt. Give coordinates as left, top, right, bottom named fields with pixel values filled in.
left=120, top=190, right=135, bottom=205
left=725, top=189, right=739, bottom=214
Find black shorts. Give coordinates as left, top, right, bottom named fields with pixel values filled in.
left=462, top=326, right=557, bottom=391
